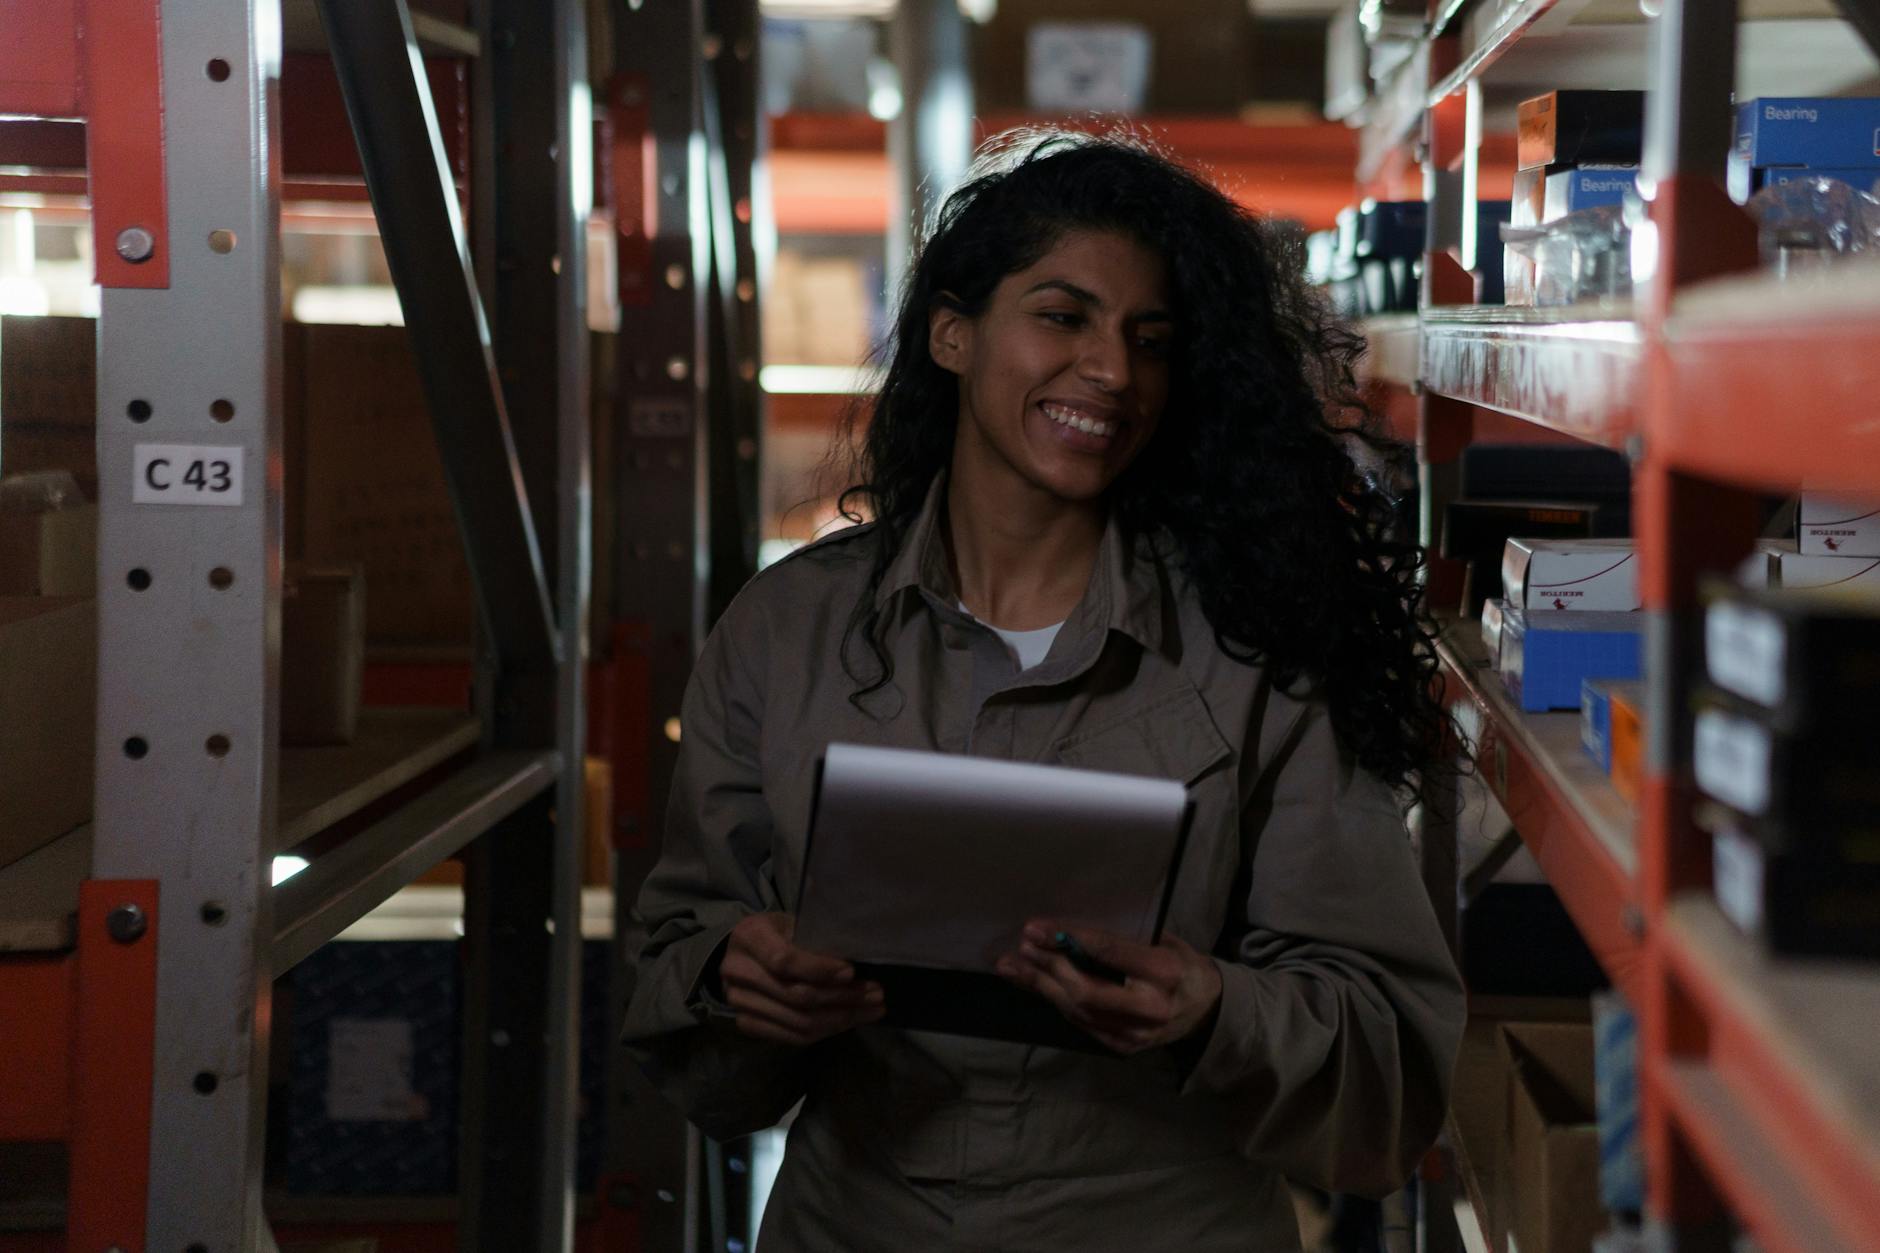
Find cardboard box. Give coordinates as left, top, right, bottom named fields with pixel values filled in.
left=0, top=597, right=96, bottom=871
left=1518, top=91, right=1645, bottom=172
left=1608, top=682, right=1643, bottom=804
left=1443, top=499, right=1602, bottom=618
left=1774, top=551, right=1880, bottom=595
left=282, top=564, right=365, bottom=746
left=0, top=500, right=96, bottom=598
left=299, top=325, right=473, bottom=646
left=1734, top=98, right=1880, bottom=172
left=1545, top=165, right=1637, bottom=220
left=1481, top=597, right=1508, bottom=665
left=1798, top=492, right=1880, bottom=557
left=1500, top=608, right=1643, bottom=712
left=0, top=315, right=97, bottom=497
left=1516, top=165, right=1639, bottom=227
left=1503, top=538, right=1639, bottom=612
left=1449, top=1000, right=1594, bottom=1253
left=1501, top=1020, right=1609, bottom=1253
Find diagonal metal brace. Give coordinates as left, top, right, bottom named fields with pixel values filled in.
left=314, top=0, right=559, bottom=674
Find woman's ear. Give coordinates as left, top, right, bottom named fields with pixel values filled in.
left=928, top=299, right=971, bottom=376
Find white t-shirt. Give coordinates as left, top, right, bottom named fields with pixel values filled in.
left=961, top=603, right=1064, bottom=670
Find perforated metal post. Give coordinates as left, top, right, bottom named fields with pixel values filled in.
left=604, top=0, right=715, bottom=1248
left=89, top=1, right=283, bottom=1247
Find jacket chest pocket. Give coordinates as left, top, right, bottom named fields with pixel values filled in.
left=1051, top=685, right=1232, bottom=787
left=1051, top=686, right=1237, bottom=945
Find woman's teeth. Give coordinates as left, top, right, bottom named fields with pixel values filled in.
left=1043, top=404, right=1113, bottom=437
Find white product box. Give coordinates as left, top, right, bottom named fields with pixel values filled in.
left=1501, top=538, right=1640, bottom=611
left=1481, top=597, right=1508, bottom=665
left=1774, top=551, right=1880, bottom=597
left=1798, top=493, right=1880, bottom=557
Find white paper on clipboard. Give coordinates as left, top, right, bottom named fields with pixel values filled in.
left=793, top=742, right=1192, bottom=974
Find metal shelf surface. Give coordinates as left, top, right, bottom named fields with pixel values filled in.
left=1659, top=266, right=1880, bottom=494
left=1436, top=622, right=1641, bottom=999
left=1658, top=895, right=1880, bottom=1253
left=273, top=749, right=558, bottom=972
left=277, top=708, right=481, bottom=853
left=0, top=709, right=481, bottom=956
left=1421, top=309, right=1639, bottom=448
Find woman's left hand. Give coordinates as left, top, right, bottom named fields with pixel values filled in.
left=994, top=921, right=1223, bottom=1056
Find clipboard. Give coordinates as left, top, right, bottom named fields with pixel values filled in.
left=794, top=742, right=1196, bottom=1050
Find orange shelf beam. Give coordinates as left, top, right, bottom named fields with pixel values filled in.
left=1655, top=899, right=1880, bottom=1253
left=1435, top=628, right=1642, bottom=1002
left=1657, top=281, right=1880, bottom=496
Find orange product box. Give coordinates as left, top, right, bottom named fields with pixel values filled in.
left=1607, top=682, right=1644, bottom=804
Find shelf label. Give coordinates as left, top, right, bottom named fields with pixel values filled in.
left=1705, top=602, right=1786, bottom=708
left=132, top=444, right=244, bottom=507
left=1693, top=708, right=1772, bottom=817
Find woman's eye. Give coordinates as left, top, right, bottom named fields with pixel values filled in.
left=1138, top=337, right=1171, bottom=357
left=1039, top=310, right=1082, bottom=327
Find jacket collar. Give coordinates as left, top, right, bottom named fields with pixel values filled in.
left=874, top=473, right=1170, bottom=659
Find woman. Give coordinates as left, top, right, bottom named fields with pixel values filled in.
left=621, top=130, right=1464, bottom=1250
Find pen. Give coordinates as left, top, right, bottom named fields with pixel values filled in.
left=1052, top=930, right=1127, bottom=985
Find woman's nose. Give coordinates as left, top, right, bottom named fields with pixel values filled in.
left=1076, top=330, right=1129, bottom=393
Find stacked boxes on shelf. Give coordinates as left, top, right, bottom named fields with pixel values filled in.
left=1505, top=91, right=1645, bottom=307
left=1698, top=513, right=1880, bottom=958
left=1728, top=97, right=1880, bottom=203
left=1471, top=530, right=1644, bottom=714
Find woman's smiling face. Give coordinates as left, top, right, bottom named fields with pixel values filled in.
left=930, top=228, right=1174, bottom=504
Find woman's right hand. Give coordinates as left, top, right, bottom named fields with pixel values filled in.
left=718, top=912, right=886, bottom=1046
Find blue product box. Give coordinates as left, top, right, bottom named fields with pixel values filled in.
left=1500, top=607, right=1643, bottom=712
left=1581, top=677, right=1615, bottom=772
left=1734, top=98, right=1880, bottom=169
left=1544, top=166, right=1638, bottom=219
left=282, top=937, right=612, bottom=1196
left=1592, top=992, right=1644, bottom=1215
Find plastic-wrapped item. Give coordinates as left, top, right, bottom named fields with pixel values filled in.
left=1501, top=204, right=1633, bottom=307
left=1747, top=175, right=1880, bottom=278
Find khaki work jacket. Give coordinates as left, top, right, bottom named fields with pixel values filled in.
left=621, top=479, right=1465, bottom=1252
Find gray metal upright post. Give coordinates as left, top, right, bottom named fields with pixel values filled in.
left=702, top=0, right=765, bottom=625
left=888, top=0, right=974, bottom=278
left=457, top=0, right=592, bottom=1246
left=603, top=1, right=716, bottom=1249
left=90, top=0, right=283, bottom=1248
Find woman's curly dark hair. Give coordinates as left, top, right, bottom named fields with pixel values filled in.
left=833, top=127, right=1447, bottom=800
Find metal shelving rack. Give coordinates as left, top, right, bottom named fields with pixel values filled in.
left=1355, top=2, right=1880, bottom=1250
left=0, top=0, right=599, bottom=1247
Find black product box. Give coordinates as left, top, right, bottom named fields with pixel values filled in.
left=1461, top=883, right=1610, bottom=999
left=1692, top=686, right=1880, bottom=833
left=1442, top=500, right=1602, bottom=618
left=1461, top=444, right=1632, bottom=537
left=1709, top=812, right=1880, bottom=961
left=1518, top=91, right=1646, bottom=172
left=1702, top=581, right=1880, bottom=735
